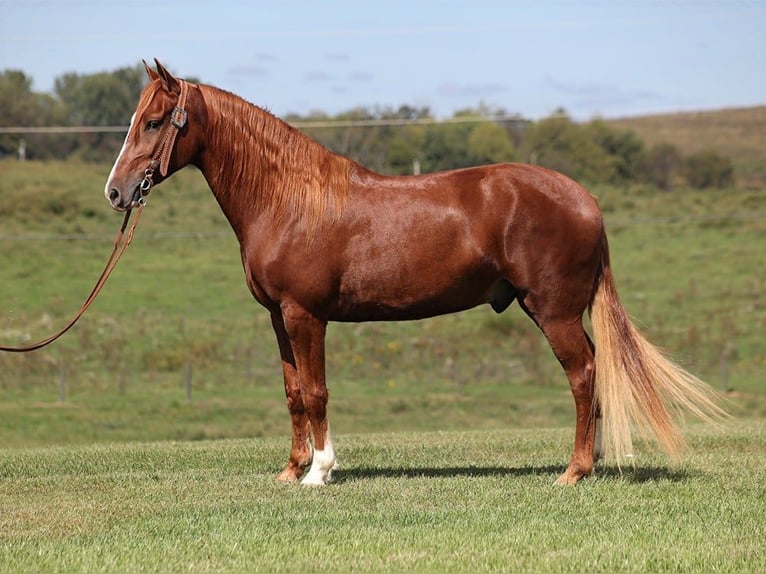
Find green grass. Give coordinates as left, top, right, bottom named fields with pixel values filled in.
left=1, top=422, right=765, bottom=572
left=1, top=160, right=764, bottom=572
left=1, top=160, right=765, bottom=447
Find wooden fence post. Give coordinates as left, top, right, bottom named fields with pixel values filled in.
left=185, top=361, right=193, bottom=402
left=57, top=365, right=66, bottom=403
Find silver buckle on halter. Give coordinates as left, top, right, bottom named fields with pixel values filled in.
left=171, top=106, right=187, bottom=129
left=136, top=164, right=156, bottom=206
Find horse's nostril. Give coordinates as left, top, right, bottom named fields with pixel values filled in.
left=109, top=188, right=120, bottom=203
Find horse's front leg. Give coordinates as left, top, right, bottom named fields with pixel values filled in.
left=280, top=303, right=336, bottom=486
left=270, top=311, right=313, bottom=483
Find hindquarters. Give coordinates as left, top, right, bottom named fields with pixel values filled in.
left=487, top=166, right=606, bottom=482
left=495, top=164, right=605, bottom=324
left=491, top=164, right=725, bottom=481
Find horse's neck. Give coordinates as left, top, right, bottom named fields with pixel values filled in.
left=195, top=86, right=274, bottom=236
left=195, top=85, right=352, bottom=239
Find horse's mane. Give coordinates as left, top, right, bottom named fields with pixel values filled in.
left=198, top=83, right=351, bottom=233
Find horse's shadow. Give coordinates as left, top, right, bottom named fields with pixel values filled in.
left=334, top=464, right=691, bottom=484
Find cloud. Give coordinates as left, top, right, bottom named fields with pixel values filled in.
left=255, top=53, right=279, bottom=62
left=226, top=65, right=269, bottom=78
left=326, top=53, right=351, bottom=62
left=348, top=71, right=373, bottom=82
left=305, top=72, right=333, bottom=82
left=542, top=76, right=668, bottom=110
left=438, top=82, right=508, bottom=98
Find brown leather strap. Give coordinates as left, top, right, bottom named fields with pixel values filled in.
left=0, top=206, right=144, bottom=353
left=158, top=79, right=188, bottom=177
left=2, top=79, right=188, bottom=352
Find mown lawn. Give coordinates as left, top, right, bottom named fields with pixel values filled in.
left=1, top=422, right=764, bottom=573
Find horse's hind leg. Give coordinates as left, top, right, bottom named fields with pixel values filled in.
left=547, top=319, right=598, bottom=484
left=521, top=299, right=598, bottom=484
left=271, top=311, right=313, bottom=483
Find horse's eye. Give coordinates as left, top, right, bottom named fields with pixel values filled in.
left=146, top=120, right=162, bottom=131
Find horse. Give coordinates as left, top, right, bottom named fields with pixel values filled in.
left=104, top=59, right=726, bottom=486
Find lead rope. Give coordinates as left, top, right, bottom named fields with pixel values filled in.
left=1, top=79, right=189, bottom=353
left=0, top=205, right=144, bottom=352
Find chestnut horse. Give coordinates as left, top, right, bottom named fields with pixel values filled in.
left=105, top=60, right=725, bottom=486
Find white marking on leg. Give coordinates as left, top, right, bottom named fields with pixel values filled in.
left=301, top=425, right=337, bottom=486
left=594, top=417, right=604, bottom=462
left=104, top=113, right=135, bottom=199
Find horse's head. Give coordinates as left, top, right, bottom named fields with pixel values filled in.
left=104, top=59, right=199, bottom=211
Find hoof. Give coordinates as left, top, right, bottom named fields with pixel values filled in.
left=300, top=468, right=333, bottom=487
left=554, top=466, right=590, bottom=485
left=276, top=464, right=305, bottom=483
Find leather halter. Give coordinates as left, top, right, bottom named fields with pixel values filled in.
left=135, top=79, right=189, bottom=207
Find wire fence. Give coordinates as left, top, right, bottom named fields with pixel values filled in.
left=0, top=114, right=525, bottom=135
left=1, top=212, right=764, bottom=243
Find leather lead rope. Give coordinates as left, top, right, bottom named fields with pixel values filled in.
left=1, top=78, right=189, bottom=353
left=0, top=205, right=144, bottom=352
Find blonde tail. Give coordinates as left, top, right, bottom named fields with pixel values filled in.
left=589, top=236, right=728, bottom=464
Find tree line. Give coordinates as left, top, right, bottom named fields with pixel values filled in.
left=1, top=64, right=734, bottom=189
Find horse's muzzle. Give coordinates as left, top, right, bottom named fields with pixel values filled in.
left=107, top=185, right=142, bottom=211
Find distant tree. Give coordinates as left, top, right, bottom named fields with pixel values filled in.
left=295, top=105, right=432, bottom=173
left=585, top=120, right=645, bottom=184
left=638, top=143, right=682, bottom=190
left=0, top=69, right=69, bottom=158
left=420, top=121, right=474, bottom=172
left=521, top=110, right=612, bottom=182
left=466, top=122, right=516, bottom=165
left=54, top=64, right=148, bottom=160
left=384, top=124, right=426, bottom=174
left=54, top=64, right=146, bottom=126
left=683, top=149, right=735, bottom=189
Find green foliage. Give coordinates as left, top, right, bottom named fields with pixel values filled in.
left=683, top=148, right=736, bottom=189
left=0, top=70, right=70, bottom=159
left=585, top=120, right=645, bottom=183
left=0, top=64, right=147, bottom=161
left=54, top=64, right=148, bottom=161
left=2, top=64, right=747, bottom=189
left=466, top=122, right=516, bottom=165
left=521, top=111, right=614, bottom=183
left=0, top=161, right=764, bottom=449
left=610, top=107, right=766, bottom=188
left=54, top=67, right=144, bottom=126
left=638, top=142, right=683, bottom=190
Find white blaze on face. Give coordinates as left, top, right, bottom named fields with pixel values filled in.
left=104, top=113, right=136, bottom=200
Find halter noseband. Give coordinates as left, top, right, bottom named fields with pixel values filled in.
left=135, top=79, right=189, bottom=207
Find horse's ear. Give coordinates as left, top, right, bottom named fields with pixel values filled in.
left=154, top=58, right=181, bottom=95
left=143, top=59, right=159, bottom=81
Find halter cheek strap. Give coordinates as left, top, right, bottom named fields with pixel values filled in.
left=158, top=79, right=189, bottom=177
left=136, top=79, right=189, bottom=206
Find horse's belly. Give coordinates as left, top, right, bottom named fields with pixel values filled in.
left=329, top=269, right=503, bottom=322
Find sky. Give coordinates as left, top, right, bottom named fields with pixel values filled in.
left=1, top=0, right=764, bottom=121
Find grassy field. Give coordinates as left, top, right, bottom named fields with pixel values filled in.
left=1, top=422, right=764, bottom=572
left=0, top=159, right=764, bottom=572
left=0, top=159, right=765, bottom=447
